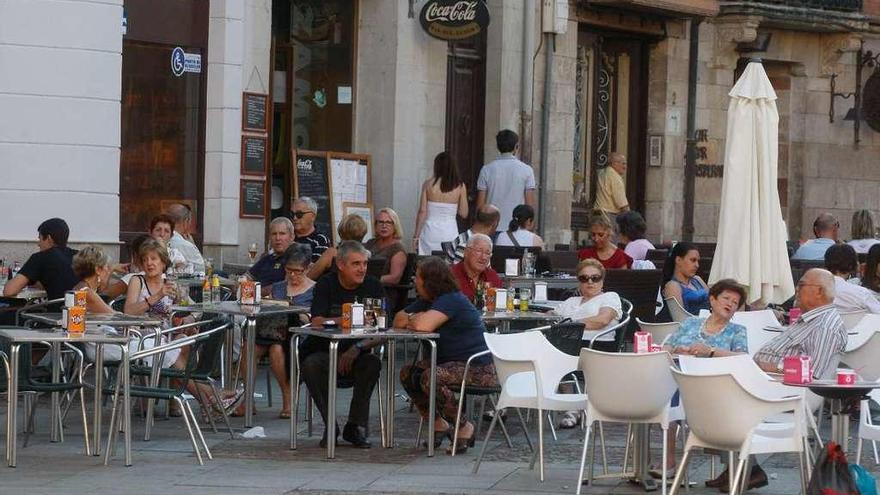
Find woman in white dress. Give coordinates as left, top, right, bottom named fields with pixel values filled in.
left=413, top=152, right=468, bottom=255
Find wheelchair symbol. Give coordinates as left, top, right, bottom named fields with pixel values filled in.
left=171, top=47, right=185, bottom=77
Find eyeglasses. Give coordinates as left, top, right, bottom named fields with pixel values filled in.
left=285, top=267, right=306, bottom=275
left=376, top=220, right=394, bottom=226
left=292, top=210, right=313, bottom=219
left=797, top=282, right=822, bottom=289
left=578, top=274, right=604, bottom=284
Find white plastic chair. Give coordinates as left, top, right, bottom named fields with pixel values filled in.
left=857, top=389, right=880, bottom=465
left=844, top=314, right=880, bottom=353
left=473, top=332, right=587, bottom=481
left=843, top=328, right=880, bottom=381
left=668, top=369, right=809, bottom=495
left=664, top=297, right=694, bottom=323
left=839, top=309, right=867, bottom=330
left=575, top=349, right=677, bottom=495
left=635, top=318, right=680, bottom=346
left=730, top=309, right=780, bottom=356
left=678, top=354, right=823, bottom=451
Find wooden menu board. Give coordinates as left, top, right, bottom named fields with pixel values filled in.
left=240, top=135, right=267, bottom=176
left=242, top=92, right=268, bottom=133
left=240, top=179, right=266, bottom=218
left=291, top=149, right=372, bottom=243
left=292, top=150, right=333, bottom=240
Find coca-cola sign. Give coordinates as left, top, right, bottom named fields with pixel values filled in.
left=420, top=0, right=490, bottom=41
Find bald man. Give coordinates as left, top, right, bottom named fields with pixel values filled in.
left=595, top=152, right=630, bottom=228
left=754, top=268, right=846, bottom=378
left=792, top=213, right=839, bottom=261
left=449, top=204, right=500, bottom=262
left=166, top=203, right=205, bottom=273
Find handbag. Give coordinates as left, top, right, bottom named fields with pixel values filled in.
left=806, top=442, right=860, bottom=495
left=849, top=464, right=877, bottom=495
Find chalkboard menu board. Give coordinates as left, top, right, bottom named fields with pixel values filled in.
left=240, top=179, right=266, bottom=218
left=240, top=135, right=267, bottom=176
left=242, top=92, right=268, bottom=132
left=292, top=150, right=333, bottom=240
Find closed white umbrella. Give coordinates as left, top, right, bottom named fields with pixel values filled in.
left=709, top=60, right=795, bottom=306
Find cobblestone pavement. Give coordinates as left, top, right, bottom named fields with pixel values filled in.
left=1, top=360, right=878, bottom=495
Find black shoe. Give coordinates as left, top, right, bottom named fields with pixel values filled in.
left=342, top=423, right=371, bottom=449
left=318, top=424, right=340, bottom=448
left=719, top=465, right=768, bottom=493
left=705, top=468, right=729, bottom=488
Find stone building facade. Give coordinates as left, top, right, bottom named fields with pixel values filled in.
left=2, top=0, right=879, bottom=262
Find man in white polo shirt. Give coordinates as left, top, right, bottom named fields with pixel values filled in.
left=475, top=129, right=537, bottom=233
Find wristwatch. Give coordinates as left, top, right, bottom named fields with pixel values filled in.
left=354, top=341, right=366, bottom=353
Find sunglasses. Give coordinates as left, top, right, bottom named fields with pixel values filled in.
left=376, top=220, right=394, bottom=226
left=578, top=274, right=604, bottom=284
left=292, top=210, right=313, bottom=219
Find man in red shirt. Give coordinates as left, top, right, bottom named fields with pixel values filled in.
left=451, top=233, right=502, bottom=302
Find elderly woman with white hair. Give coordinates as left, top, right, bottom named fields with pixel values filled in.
left=291, top=196, right=331, bottom=263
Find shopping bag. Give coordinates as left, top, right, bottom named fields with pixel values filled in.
left=849, top=464, right=877, bottom=495
left=806, top=442, right=859, bottom=495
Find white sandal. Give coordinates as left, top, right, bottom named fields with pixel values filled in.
left=558, top=411, right=579, bottom=429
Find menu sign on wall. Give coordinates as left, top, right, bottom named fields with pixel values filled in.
left=242, top=92, right=268, bottom=133
left=419, top=0, right=490, bottom=41
left=241, top=135, right=267, bottom=176
left=292, top=150, right=333, bottom=240
left=240, top=179, right=266, bottom=218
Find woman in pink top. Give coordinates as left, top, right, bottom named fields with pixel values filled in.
left=616, top=211, right=655, bottom=261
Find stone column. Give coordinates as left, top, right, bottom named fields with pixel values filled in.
left=0, top=0, right=123, bottom=258
left=203, top=0, right=244, bottom=264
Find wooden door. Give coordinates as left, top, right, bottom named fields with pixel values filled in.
left=120, top=0, right=209, bottom=250
left=445, top=32, right=487, bottom=230
left=573, top=30, right=649, bottom=244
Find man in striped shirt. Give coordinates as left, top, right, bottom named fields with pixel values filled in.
left=714, top=269, right=848, bottom=493
left=754, top=268, right=847, bottom=378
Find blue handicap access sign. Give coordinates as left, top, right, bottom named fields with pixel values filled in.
left=171, top=47, right=185, bottom=77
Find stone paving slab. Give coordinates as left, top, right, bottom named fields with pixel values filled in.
left=2, top=364, right=880, bottom=495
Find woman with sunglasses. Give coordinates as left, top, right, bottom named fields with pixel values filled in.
left=577, top=212, right=632, bottom=269
left=364, top=208, right=408, bottom=285
left=551, top=258, right=622, bottom=427
left=655, top=279, right=749, bottom=480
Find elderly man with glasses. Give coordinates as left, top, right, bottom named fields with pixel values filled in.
left=754, top=268, right=847, bottom=378
left=290, top=196, right=331, bottom=263
left=451, top=233, right=502, bottom=304
left=709, top=270, right=847, bottom=492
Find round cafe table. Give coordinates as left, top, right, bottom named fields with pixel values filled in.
left=782, top=379, right=880, bottom=451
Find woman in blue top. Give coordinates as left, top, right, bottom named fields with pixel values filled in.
left=662, top=242, right=710, bottom=315
left=654, top=279, right=748, bottom=478
left=237, top=243, right=314, bottom=418
left=396, top=257, right=496, bottom=454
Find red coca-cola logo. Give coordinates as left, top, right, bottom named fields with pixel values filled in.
left=420, top=0, right=490, bottom=41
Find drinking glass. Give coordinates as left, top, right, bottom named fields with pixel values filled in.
left=248, top=243, right=258, bottom=262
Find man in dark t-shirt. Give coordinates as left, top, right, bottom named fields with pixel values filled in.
left=3, top=218, right=78, bottom=300
left=302, top=241, right=383, bottom=449
left=290, top=197, right=330, bottom=263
